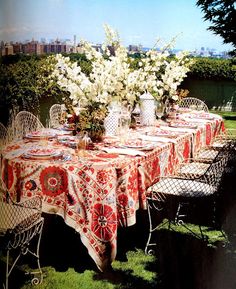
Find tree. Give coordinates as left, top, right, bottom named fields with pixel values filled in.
left=196, top=0, right=236, bottom=55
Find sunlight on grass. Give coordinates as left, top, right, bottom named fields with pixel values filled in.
left=157, top=218, right=228, bottom=248
left=20, top=268, right=114, bottom=289
left=212, top=111, right=236, bottom=130
left=19, top=249, right=158, bottom=289
left=112, top=249, right=157, bottom=282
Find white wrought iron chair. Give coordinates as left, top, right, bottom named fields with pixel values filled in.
left=0, top=123, right=7, bottom=192
left=179, top=97, right=209, bottom=112
left=0, top=122, right=7, bottom=148
left=192, top=129, right=236, bottom=166
left=144, top=150, right=228, bottom=255
left=0, top=192, right=44, bottom=289
left=15, top=111, right=44, bottom=139
left=49, top=104, right=62, bottom=128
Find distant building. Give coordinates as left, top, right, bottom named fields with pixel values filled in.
left=22, top=40, right=41, bottom=55
left=1, top=43, right=14, bottom=56
left=128, top=44, right=142, bottom=53
left=0, top=37, right=231, bottom=59
left=92, top=44, right=102, bottom=53
left=13, top=42, right=22, bottom=54
left=76, top=44, right=85, bottom=54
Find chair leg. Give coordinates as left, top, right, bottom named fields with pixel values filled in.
left=174, top=201, right=207, bottom=241
left=145, top=196, right=168, bottom=255
left=3, top=218, right=44, bottom=289
left=25, top=218, right=44, bottom=285
left=174, top=201, right=189, bottom=224
left=145, top=201, right=157, bottom=255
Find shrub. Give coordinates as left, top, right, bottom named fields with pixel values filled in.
left=188, top=57, right=236, bottom=81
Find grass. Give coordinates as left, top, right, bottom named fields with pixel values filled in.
left=10, top=222, right=229, bottom=289
left=212, top=110, right=236, bottom=129
left=157, top=219, right=228, bottom=248
left=1, top=249, right=159, bottom=289
left=1, top=110, right=236, bottom=289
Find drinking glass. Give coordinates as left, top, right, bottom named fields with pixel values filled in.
left=117, top=111, right=131, bottom=143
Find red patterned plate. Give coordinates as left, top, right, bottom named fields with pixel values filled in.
left=169, top=122, right=197, bottom=129
left=187, top=113, right=214, bottom=120
left=23, top=147, right=62, bottom=159
left=25, top=130, right=57, bottom=140
left=147, top=130, right=178, bottom=138
left=121, top=140, right=146, bottom=149
left=119, top=140, right=155, bottom=151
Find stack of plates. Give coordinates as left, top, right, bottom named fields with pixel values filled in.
left=23, top=147, right=62, bottom=160
left=169, top=121, right=197, bottom=129
left=25, top=130, right=57, bottom=141
left=119, top=140, right=155, bottom=151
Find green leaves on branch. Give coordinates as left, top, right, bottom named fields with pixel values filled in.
left=196, top=0, right=236, bottom=55
left=188, top=57, right=236, bottom=80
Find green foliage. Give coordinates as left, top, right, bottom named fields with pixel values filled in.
left=188, top=57, right=236, bottom=80
left=196, top=0, right=236, bottom=55
left=0, top=58, right=40, bottom=114
left=37, top=56, right=69, bottom=101
left=0, top=54, right=67, bottom=121
left=0, top=54, right=45, bottom=65
left=77, top=101, right=108, bottom=133
left=65, top=53, right=92, bottom=76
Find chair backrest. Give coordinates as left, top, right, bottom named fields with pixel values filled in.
left=198, top=151, right=228, bottom=190
left=49, top=104, right=62, bottom=128
left=15, top=111, right=44, bottom=139
left=179, top=97, right=209, bottom=112
left=0, top=122, right=7, bottom=145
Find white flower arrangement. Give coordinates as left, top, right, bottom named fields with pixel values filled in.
left=49, top=24, right=193, bottom=123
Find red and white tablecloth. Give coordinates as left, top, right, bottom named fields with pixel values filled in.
left=0, top=111, right=224, bottom=270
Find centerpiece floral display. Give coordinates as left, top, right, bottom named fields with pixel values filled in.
left=47, top=24, right=193, bottom=140
left=50, top=25, right=148, bottom=140
left=136, top=39, right=194, bottom=118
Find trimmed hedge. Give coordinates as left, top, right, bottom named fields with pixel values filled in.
left=188, top=57, right=236, bottom=81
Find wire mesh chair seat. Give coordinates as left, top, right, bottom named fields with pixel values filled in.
left=0, top=194, right=44, bottom=289
left=49, top=104, right=62, bottom=128
left=144, top=153, right=227, bottom=255
left=178, top=142, right=232, bottom=178
left=210, top=128, right=236, bottom=150
left=211, top=129, right=236, bottom=169
left=15, top=111, right=44, bottom=139
left=179, top=97, right=209, bottom=112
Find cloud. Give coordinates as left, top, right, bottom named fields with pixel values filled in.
left=0, top=26, right=30, bottom=34
left=0, top=26, right=31, bottom=41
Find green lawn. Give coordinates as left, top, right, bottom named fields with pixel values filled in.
left=212, top=110, right=236, bottom=130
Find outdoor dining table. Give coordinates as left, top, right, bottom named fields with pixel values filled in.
left=0, top=110, right=224, bottom=271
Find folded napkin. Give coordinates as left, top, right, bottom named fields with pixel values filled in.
left=102, top=147, right=146, bottom=156
left=139, top=135, right=177, bottom=144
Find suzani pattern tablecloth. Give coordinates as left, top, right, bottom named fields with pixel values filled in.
left=0, top=111, right=224, bottom=271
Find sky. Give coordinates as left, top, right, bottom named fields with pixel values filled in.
left=0, top=0, right=234, bottom=52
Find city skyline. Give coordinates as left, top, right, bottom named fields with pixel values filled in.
left=0, top=0, right=234, bottom=53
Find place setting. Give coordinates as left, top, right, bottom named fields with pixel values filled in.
left=20, top=145, right=72, bottom=162
left=24, top=129, right=57, bottom=141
